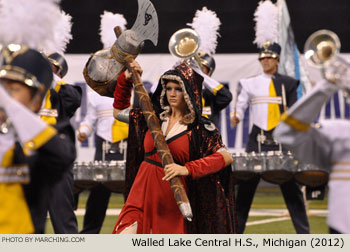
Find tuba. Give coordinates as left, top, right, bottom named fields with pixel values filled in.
left=168, top=28, right=205, bottom=72
left=304, top=29, right=350, bottom=101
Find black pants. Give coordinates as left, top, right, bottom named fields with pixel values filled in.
left=235, top=125, right=310, bottom=234
left=78, top=135, right=124, bottom=234
left=48, top=166, right=78, bottom=233
left=27, top=165, right=78, bottom=234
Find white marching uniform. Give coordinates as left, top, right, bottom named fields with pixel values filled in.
left=76, top=90, right=128, bottom=234
left=78, top=91, right=128, bottom=144
left=235, top=73, right=282, bottom=131
left=274, top=80, right=350, bottom=234
left=234, top=72, right=309, bottom=234
left=78, top=91, right=115, bottom=142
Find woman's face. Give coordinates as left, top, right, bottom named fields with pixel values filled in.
left=165, top=81, right=187, bottom=112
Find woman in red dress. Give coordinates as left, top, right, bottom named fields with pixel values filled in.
left=112, top=61, right=236, bottom=234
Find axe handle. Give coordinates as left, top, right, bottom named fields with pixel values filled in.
left=125, top=57, right=193, bottom=221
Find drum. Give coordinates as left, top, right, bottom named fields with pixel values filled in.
left=103, top=160, right=126, bottom=193
left=92, top=160, right=109, bottom=182
left=261, top=151, right=296, bottom=185
left=231, top=152, right=265, bottom=181
left=73, top=161, right=97, bottom=191
left=294, top=163, right=329, bottom=187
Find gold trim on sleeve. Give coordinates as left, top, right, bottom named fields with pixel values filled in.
left=24, top=126, right=57, bottom=152
left=212, top=84, right=224, bottom=96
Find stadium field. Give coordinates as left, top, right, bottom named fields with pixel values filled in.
left=46, top=187, right=328, bottom=234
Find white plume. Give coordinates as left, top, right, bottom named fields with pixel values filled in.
left=45, top=10, right=73, bottom=54
left=253, top=0, right=279, bottom=46
left=100, top=11, right=127, bottom=49
left=0, top=0, right=61, bottom=51
left=187, top=7, right=221, bottom=55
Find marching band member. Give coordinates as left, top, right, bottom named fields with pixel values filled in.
left=0, top=45, right=76, bottom=234
left=187, top=7, right=233, bottom=128
left=75, top=11, right=129, bottom=234
left=39, top=51, right=81, bottom=234
left=0, top=0, right=80, bottom=234
left=274, top=76, right=350, bottom=233
left=76, top=90, right=129, bottom=233
left=28, top=8, right=82, bottom=233
left=230, top=1, right=309, bottom=234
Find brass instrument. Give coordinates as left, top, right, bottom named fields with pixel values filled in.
left=304, top=29, right=340, bottom=67
left=168, top=28, right=205, bottom=72
left=304, top=29, right=350, bottom=101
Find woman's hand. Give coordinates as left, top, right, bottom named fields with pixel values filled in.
left=162, top=163, right=189, bottom=181
left=125, top=61, right=143, bottom=80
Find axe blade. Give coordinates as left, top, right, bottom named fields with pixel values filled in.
left=130, top=0, right=159, bottom=46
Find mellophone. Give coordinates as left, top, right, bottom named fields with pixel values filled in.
left=73, top=160, right=125, bottom=193
left=231, top=151, right=329, bottom=187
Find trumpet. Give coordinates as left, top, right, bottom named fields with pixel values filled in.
left=304, top=29, right=350, bottom=101
left=168, top=28, right=205, bottom=72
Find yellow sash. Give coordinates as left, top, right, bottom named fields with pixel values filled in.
left=267, top=80, right=281, bottom=130
left=40, top=81, right=65, bottom=125
left=112, top=119, right=129, bottom=143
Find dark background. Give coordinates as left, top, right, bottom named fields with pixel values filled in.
left=61, top=0, right=350, bottom=54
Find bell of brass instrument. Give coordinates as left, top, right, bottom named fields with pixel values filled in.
left=304, top=29, right=340, bottom=68
left=169, top=28, right=200, bottom=58
left=304, top=29, right=350, bottom=101
left=168, top=28, right=205, bottom=71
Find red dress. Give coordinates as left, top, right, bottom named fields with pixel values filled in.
left=113, top=129, right=224, bottom=234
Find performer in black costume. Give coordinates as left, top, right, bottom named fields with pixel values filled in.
left=187, top=7, right=232, bottom=128
left=37, top=52, right=81, bottom=234
left=199, top=53, right=232, bottom=127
